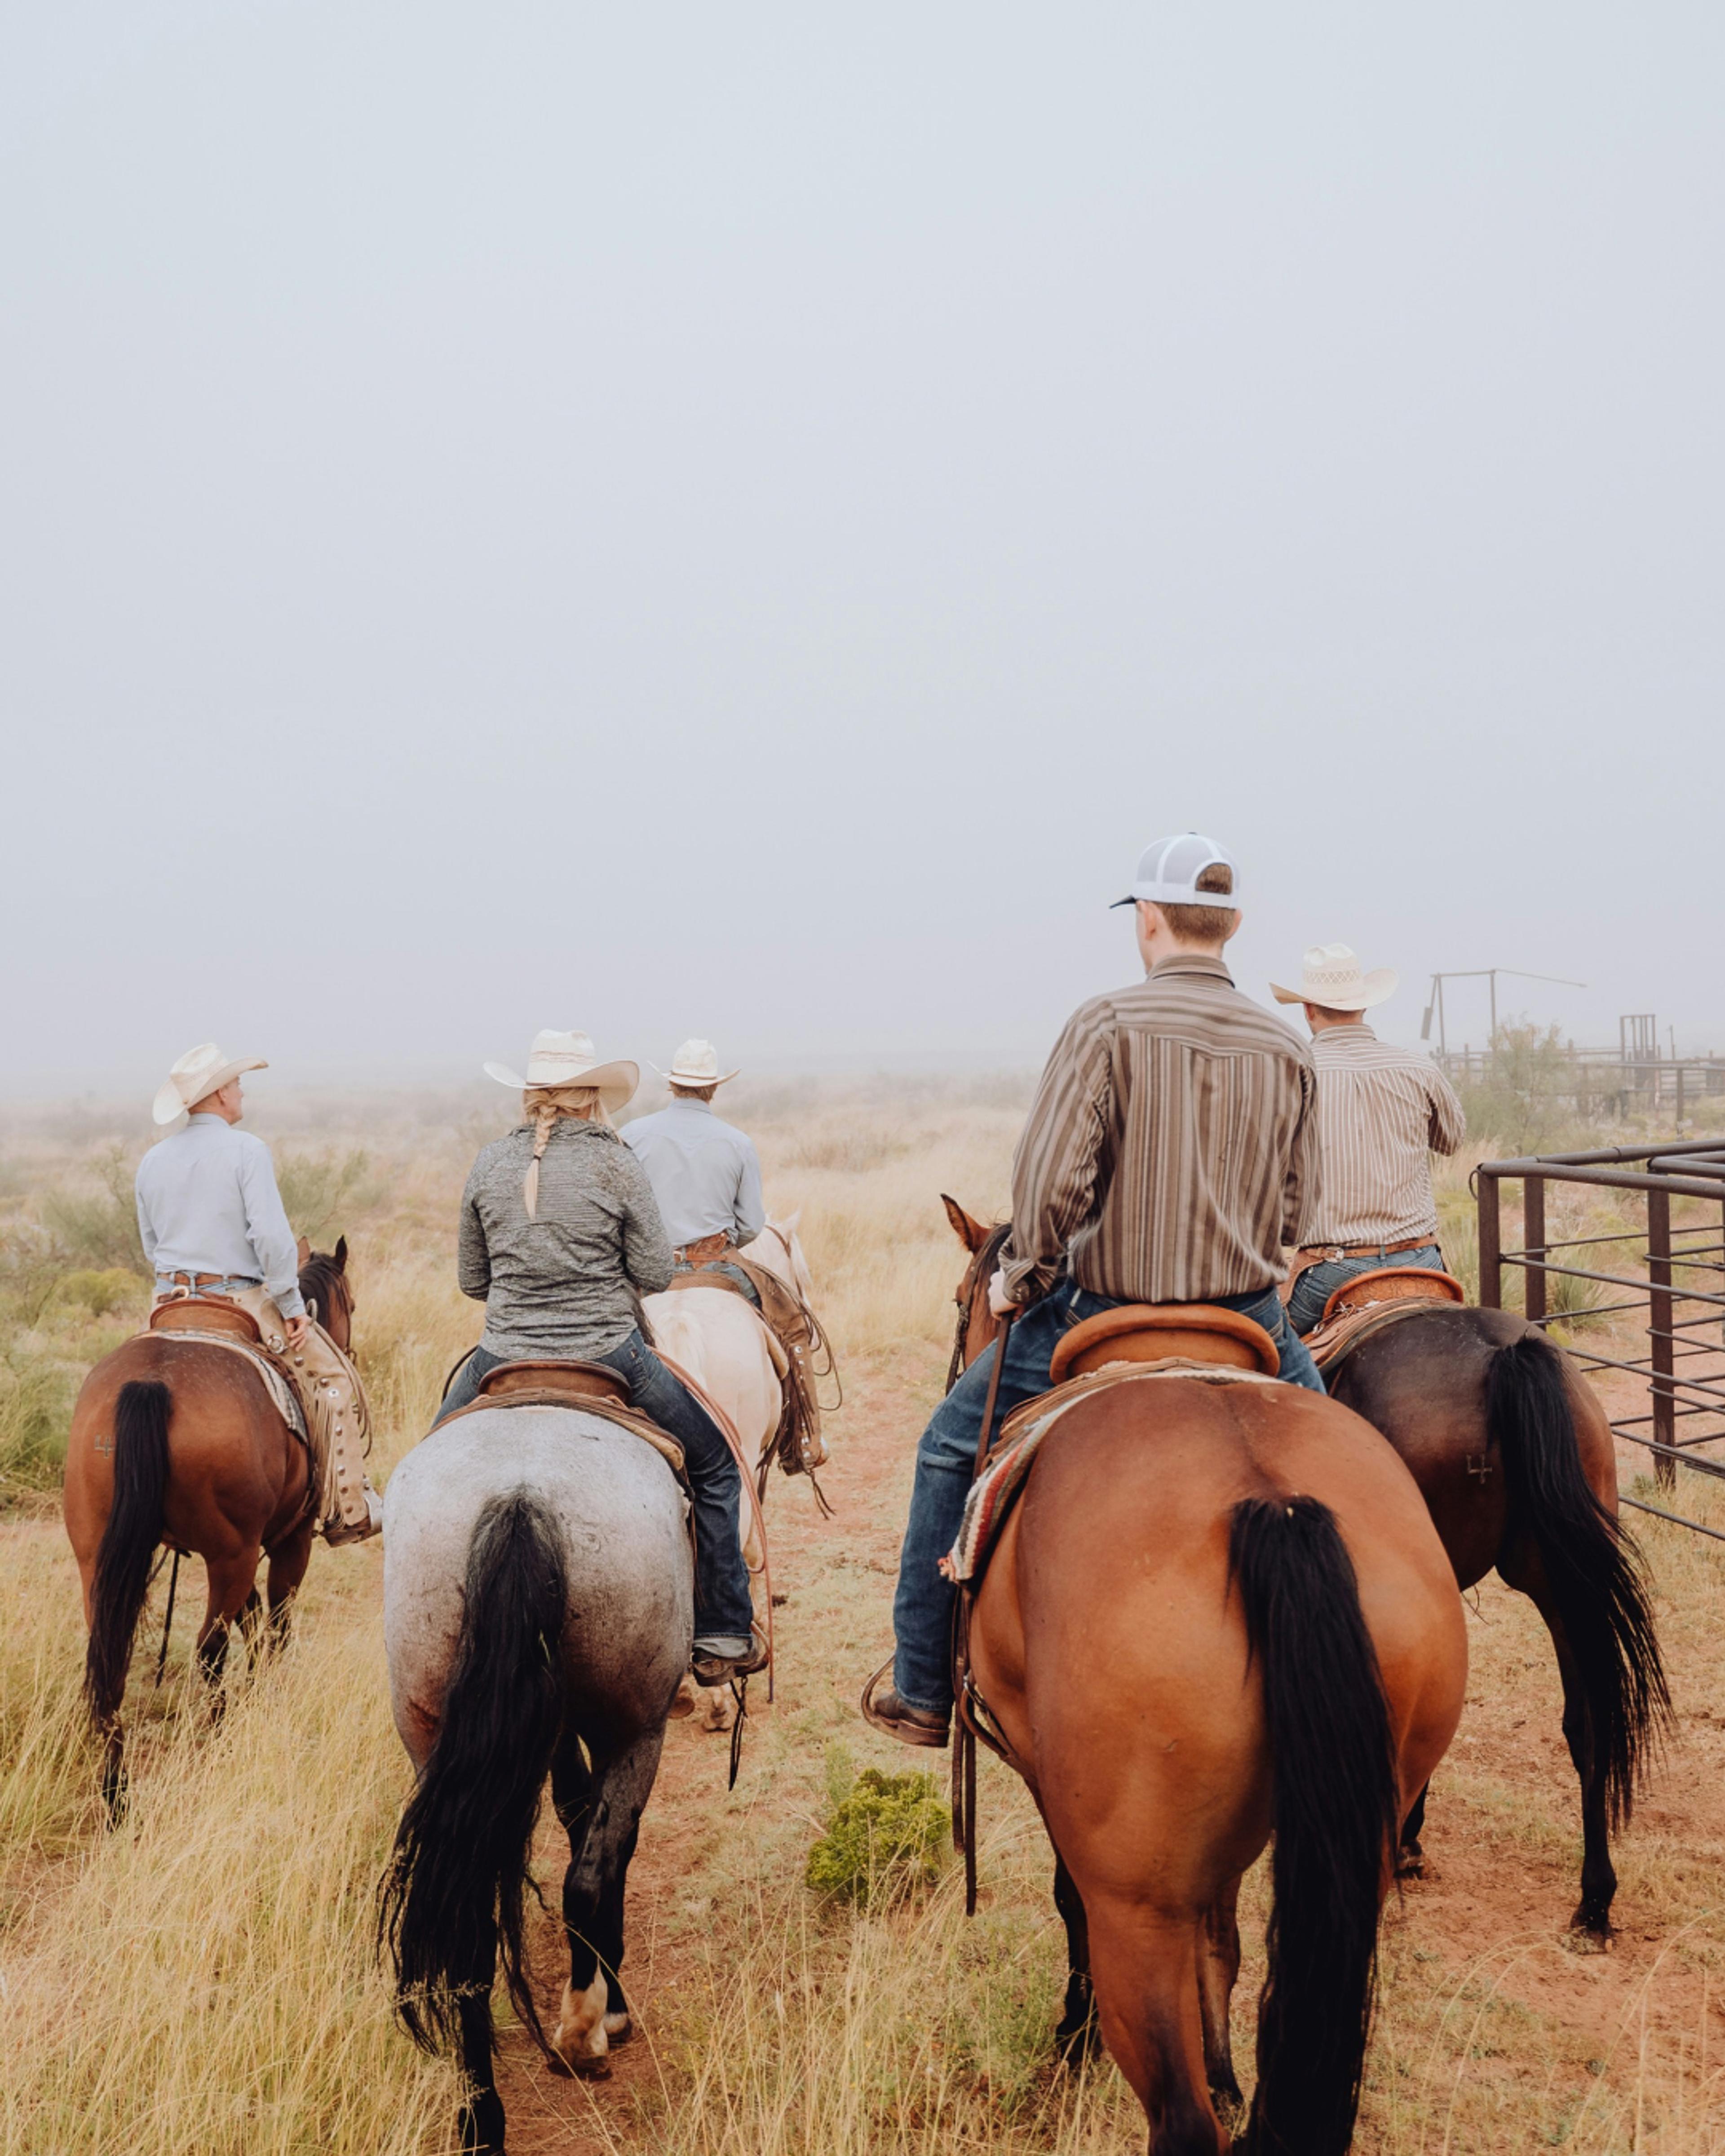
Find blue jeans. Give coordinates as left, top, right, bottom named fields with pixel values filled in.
left=1286, top=1243, right=1446, bottom=1338
left=890, top=1279, right=1323, bottom=1715
left=435, top=1331, right=754, bottom=1641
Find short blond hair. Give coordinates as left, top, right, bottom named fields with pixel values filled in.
left=1156, top=862, right=1239, bottom=945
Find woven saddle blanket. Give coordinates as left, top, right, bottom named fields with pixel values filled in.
left=942, top=1360, right=1282, bottom=1587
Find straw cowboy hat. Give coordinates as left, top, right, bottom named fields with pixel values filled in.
left=650, top=1038, right=739, bottom=1087
left=153, top=1042, right=269, bottom=1126
left=482, top=1029, right=639, bottom=1113
left=1270, top=943, right=1398, bottom=1012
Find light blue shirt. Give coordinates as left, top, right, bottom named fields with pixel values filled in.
left=134, top=1114, right=305, bottom=1317
left=622, top=1097, right=766, bottom=1250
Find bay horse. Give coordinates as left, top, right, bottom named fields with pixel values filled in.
left=378, top=1405, right=689, bottom=2156
left=967, top=1361, right=1467, bottom=2152
left=62, top=1238, right=356, bottom=1816
left=944, top=1197, right=1670, bottom=1942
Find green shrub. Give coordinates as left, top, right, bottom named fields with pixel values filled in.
left=276, top=1149, right=378, bottom=1241
left=55, top=1268, right=147, bottom=1320
left=0, top=1348, right=75, bottom=1496
left=806, top=1747, right=949, bottom=1907
left=40, top=1147, right=146, bottom=1277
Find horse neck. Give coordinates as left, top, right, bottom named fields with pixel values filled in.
left=298, top=1260, right=351, bottom=1349
left=748, top=1222, right=804, bottom=1297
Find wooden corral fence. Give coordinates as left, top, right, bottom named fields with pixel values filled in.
left=1477, top=1140, right=1725, bottom=1538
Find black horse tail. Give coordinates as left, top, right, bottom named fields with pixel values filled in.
left=1488, top=1330, right=1670, bottom=1829
left=84, top=1379, right=172, bottom=1729
left=378, top=1490, right=567, bottom=2059
left=1229, top=1494, right=1400, bottom=2156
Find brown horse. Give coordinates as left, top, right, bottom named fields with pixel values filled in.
left=968, top=1364, right=1467, bottom=2153
left=62, top=1240, right=356, bottom=1814
left=944, top=1198, right=1670, bottom=1943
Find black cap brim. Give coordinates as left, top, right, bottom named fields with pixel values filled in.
left=1108, top=894, right=1139, bottom=910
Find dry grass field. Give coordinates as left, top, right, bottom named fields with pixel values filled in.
left=3, top=1078, right=1725, bottom=2155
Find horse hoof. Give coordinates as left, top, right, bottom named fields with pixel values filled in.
left=603, top=2011, right=633, bottom=2044
left=1565, top=1915, right=1614, bottom=1954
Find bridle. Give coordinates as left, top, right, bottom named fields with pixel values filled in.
left=946, top=1221, right=1012, bottom=1396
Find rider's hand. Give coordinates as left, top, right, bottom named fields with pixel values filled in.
left=987, top=1268, right=1018, bottom=1318
left=284, top=1314, right=311, bottom=1350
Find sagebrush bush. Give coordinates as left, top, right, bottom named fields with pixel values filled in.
left=806, top=1751, right=949, bottom=1907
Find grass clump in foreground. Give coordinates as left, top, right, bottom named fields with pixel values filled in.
left=806, top=1747, right=950, bottom=1907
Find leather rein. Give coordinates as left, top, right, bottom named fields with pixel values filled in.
left=946, top=1221, right=1012, bottom=1396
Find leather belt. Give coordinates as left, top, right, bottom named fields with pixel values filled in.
left=1297, top=1236, right=1434, bottom=1264
left=673, top=1232, right=734, bottom=1266
left=157, top=1269, right=261, bottom=1288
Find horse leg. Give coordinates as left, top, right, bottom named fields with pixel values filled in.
left=1052, top=1851, right=1099, bottom=2065
left=196, top=1552, right=261, bottom=1723
left=264, top=1519, right=315, bottom=1652
left=1398, top=1780, right=1432, bottom=1880
left=1083, top=1893, right=1221, bottom=2156
left=1547, top=1607, right=1617, bottom=1941
left=549, top=1727, right=665, bottom=2076
left=238, top=1589, right=265, bottom=1673
left=1499, top=1542, right=1618, bottom=1942
left=456, top=1974, right=506, bottom=2155
left=1196, top=1874, right=1244, bottom=2129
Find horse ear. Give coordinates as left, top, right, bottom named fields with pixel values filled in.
left=295, top=1235, right=311, bottom=1269
left=334, top=1235, right=348, bottom=1270
left=941, top=1194, right=988, bottom=1252
left=781, top=1209, right=801, bottom=1237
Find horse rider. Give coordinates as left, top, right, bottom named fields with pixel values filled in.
left=1271, top=943, right=1466, bottom=1337
left=622, top=1038, right=765, bottom=1275
left=865, top=834, right=1326, bottom=1749
left=136, top=1043, right=381, bottom=1544
left=436, top=1029, right=764, bottom=1684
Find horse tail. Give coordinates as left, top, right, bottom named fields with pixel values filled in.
left=1229, top=1494, right=1400, bottom=2156
left=378, top=1490, right=567, bottom=2059
left=84, top=1379, right=172, bottom=1728
left=1488, top=1329, right=1669, bottom=1829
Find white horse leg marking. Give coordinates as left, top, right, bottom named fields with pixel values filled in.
left=554, top=1966, right=610, bottom=2074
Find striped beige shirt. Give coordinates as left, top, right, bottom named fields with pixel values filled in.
left=1304, top=1024, right=1465, bottom=1246
left=1001, top=955, right=1321, bottom=1306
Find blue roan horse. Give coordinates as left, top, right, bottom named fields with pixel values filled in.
left=377, top=1407, right=690, bottom=2154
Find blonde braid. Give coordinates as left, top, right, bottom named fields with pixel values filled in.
left=521, top=1086, right=608, bottom=1218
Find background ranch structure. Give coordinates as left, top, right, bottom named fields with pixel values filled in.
left=3, top=1065, right=1725, bottom=2155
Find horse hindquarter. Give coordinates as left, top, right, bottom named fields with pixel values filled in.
left=970, top=1382, right=1466, bottom=2156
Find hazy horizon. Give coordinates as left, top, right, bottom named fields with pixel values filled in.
left=4, top=4, right=1721, bottom=1094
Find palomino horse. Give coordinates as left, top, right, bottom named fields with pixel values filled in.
left=944, top=1199, right=1670, bottom=1943
left=62, top=1240, right=356, bottom=1815
left=379, top=1407, right=689, bottom=2156
left=968, top=1361, right=1467, bottom=2152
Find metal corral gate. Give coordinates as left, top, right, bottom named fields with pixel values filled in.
left=1477, top=1140, right=1725, bottom=1539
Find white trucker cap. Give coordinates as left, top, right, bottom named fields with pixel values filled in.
left=1110, top=833, right=1242, bottom=911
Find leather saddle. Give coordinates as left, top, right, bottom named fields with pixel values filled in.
left=1048, top=1302, right=1280, bottom=1385
left=1318, top=1266, right=1465, bottom=1326
left=149, top=1294, right=263, bottom=1345
left=476, top=1359, right=634, bottom=1409
left=1303, top=1271, right=1468, bottom=1375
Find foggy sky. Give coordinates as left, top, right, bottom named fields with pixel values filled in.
left=3, top=3, right=1721, bottom=1100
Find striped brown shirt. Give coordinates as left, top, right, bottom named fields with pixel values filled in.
left=1001, top=955, right=1321, bottom=1306
left=1304, top=1024, right=1465, bottom=1245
